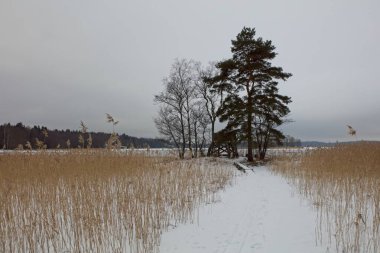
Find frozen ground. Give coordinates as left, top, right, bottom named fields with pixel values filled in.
left=160, top=165, right=332, bottom=253
left=0, top=147, right=314, bottom=157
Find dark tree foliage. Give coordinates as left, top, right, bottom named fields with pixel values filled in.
left=210, top=27, right=292, bottom=161
left=253, top=81, right=291, bottom=159
left=0, top=123, right=171, bottom=150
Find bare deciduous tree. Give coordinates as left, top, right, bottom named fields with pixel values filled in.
left=195, top=63, right=221, bottom=156
left=155, top=59, right=220, bottom=159
left=155, top=106, right=185, bottom=158
left=154, top=59, right=195, bottom=158
left=191, top=101, right=211, bottom=157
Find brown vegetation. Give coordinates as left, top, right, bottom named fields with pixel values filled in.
left=0, top=150, right=235, bottom=252
left=271, top=142, right=380, bottom=253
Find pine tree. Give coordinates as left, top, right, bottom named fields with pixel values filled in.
left=211, top=27, right=292, bottom=161
left=253, top=81, right=291, bottom=159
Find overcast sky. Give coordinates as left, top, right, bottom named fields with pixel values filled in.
left=1, top=0, right=379, bottom=142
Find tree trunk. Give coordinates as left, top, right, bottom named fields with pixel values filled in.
left=180, top=112, right=186, bottom=159
left=186, top=108, right=193, bottom=158
left=260, top=129, right=270, bottom=160
left=200, top=126, right=207, bottom=157
left=207, top=121, right=215, bottom=156
left=194, top=121, right=198, bottom=158
left=187, top=119, right=193, bottom=158
left=247, top=96, right=254, bottom=162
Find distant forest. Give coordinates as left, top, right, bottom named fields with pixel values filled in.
left=0, top=123, right=171, bottom=150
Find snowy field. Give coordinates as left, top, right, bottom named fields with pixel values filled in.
left=0, top=147, right=313, bottom=157
left=160, top=165, right=331, bottom=253
left=0, top=148, right=177, bottom=156
left=1, top=148, right=350, bottom=253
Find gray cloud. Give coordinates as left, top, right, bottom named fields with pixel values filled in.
left=1, top=0, right=379, bottom=140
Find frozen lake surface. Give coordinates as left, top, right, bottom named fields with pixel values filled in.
left=160, top=166, right=331, bottom=253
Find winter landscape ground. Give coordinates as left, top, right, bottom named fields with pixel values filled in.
left=1, top=142, right=379, bottom=253
left=160, top=164, right=330, bottom=253
left=1, top=1, right=379, bottom=252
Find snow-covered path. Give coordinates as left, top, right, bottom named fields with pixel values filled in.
left=160, top=166, right=330, bottom=253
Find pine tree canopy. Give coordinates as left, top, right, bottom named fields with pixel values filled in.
left=209, top=26, right=292, bottom=161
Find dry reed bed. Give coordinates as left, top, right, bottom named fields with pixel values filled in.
left=0, top=150, right=235, bottom=253
left=271, top=142, right=380, bottom=253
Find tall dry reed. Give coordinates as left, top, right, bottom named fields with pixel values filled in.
left=0, top=150, right=234, bottom=253
left=271, top=142, right=380, bottom=253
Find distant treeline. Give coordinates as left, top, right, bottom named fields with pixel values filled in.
left=0, top=123, right=172, bottom=150
left=237, top=135, right=302, bottom=149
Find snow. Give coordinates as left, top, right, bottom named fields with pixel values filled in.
left=160, top=166, right=331, bottom=253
